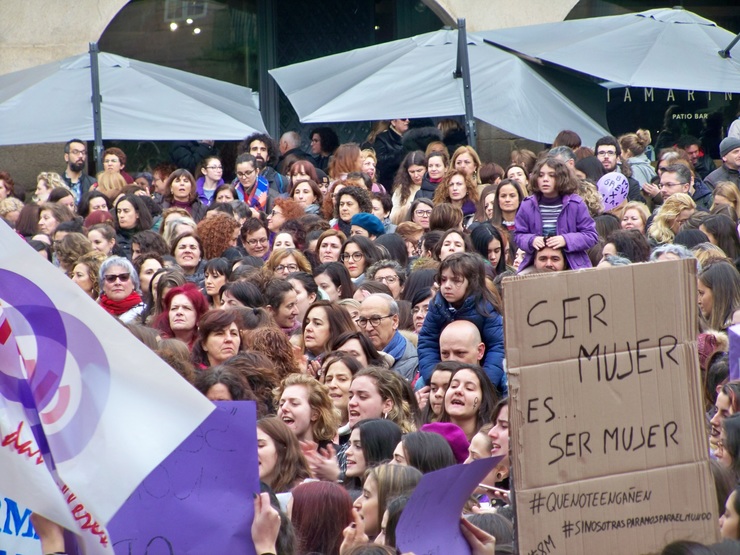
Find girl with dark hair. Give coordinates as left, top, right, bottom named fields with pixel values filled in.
left=213, top=183, right=239, bottom=204
left=328, top=331, right=387, bottom=369
left=191, top=309, right=241, bottom=368
left=491, top=178, right=525, bottom=233
left=698, top=261, right=740, bottom=332
left=391, top=431, right=456, bottom=473
left=162, top=169, right=207, bottom=222
left=514, top=156, right=598, bottom=272
left=314, top=262, right=355, bottom=301
left=203, top=257, right=231, bottom=307
left=194, top=365, right=255, bottom=402
left=131, top=230, right=169, bottom=260
left=601, top=229, right=651, bottom=263
left=265, top=278, right=301, bottom=335
left=220, top=280, right=264, bottom=309
left=719, top=413, right=740, bottom=481
left=700, top=214, right=740, bottom=261
left=287, top=271, right=319, bottom=323
left=415, top=150, right=449, bottom=201
left=302, top=301, right=357, bottom=361
left=418, top=253, right=505, bottom=394
left=339, top=236, right=383, bottom=283
left=470, top=223, right=508, bottom=275
left=345, top=419, right=402, bottom=483
left=195, top=155, right=225, bottom=206
left=290, top=178, right=323, bottom=215
left=256, top=416, right=311, bottom=493
left=373, top=234, right=409, bottom=269
left=404, top=198, right=434, bottom=232
left=435, top=228, right=474, bottom=262
left=170, top=232, right=206, bottom=287
left=721, top=484, right=740, bottom=540
left=439, top=364, right=498, bottom=441
left=390, top=150, right=427, bottom=224
left=78, top=189, right=110, bottom=218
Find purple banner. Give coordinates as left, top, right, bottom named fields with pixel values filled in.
left=730, top=325, right=740, bottom=381
left=396, top=457, right=502, bottom=555
left=107, top=402, right=259, bottom=555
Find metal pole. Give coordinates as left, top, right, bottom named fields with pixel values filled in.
left=719, top=32, right=740, bottom=59
left=89, top=42, right=104, bottom=175
left=257, top=0, right=279, bottom=140
left=454, top=19, right=477, bottom=149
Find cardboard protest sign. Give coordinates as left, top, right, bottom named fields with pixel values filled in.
left=108, top=402, right=259, bottom=555
left=503, top=260, right=718, bottom=554
left=395, top=458, right=502, bottom=555
left=0, top=221, right=215, bottom=552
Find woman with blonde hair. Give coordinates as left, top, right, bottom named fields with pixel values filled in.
left=618, top=129, right=656, bottom=186
left=649, top=193, right=696, bottom=246
left=713, top=182, right=740, bottom=219
left=620, top=201, right=651, bottom=235
left=274, top=373, right=339, bottom=447
left=95, top=172, right=127, bottom=202
left=265, top=247, right=312, bottom=278
left=450, top=146, right=482, bottom=186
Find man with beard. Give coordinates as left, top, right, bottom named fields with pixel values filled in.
left=239, top=133, right=287, bottom=195
left=60, top=139, right=96, bottom=202
left=594, top=135, right=643, bottom=202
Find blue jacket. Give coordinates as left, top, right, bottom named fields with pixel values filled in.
left=417, top=293, right=506, bottom=394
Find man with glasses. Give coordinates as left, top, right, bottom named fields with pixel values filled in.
left=374, top=118, right=410, bottom=190
left=358, top=293, right=418, bottom=381
left=594, top=136, right=643, bottom=203
left=60, top=139, right=96, bottom=203
left=705, top=137, right=740, bottom=191
left=658, top=164, right=692, bottom=201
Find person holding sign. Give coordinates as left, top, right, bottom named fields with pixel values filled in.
left=513, top=156, right=598, bottom=273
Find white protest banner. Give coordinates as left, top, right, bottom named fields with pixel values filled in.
left=0, top=221, right=215, bottom=551
left=504, top=260, right=718, bottom=554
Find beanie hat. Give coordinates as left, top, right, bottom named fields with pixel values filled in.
left=720, top=137, right=740, bottom=158
left=421, top=422, right=470, bottom=464
left=350, top=213, right=385, bottom=237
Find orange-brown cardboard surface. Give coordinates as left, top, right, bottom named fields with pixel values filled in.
left=503, top=260, right=719, bottom=554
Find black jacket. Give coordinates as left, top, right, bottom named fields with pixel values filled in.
left=374, top=128, right=405, bottom=189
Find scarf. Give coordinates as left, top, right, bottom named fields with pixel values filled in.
left=383, top=330, right=407, bottom=362
left=335, top=218, right=352, bottom=237
left=99, top=291, right=142, bottom=316
left=246, top=175, right=270, bottom=211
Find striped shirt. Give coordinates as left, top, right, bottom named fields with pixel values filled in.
left=540, top=196, right=563, bottom=235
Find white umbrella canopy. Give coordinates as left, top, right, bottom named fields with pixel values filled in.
left=0, top=51, right=266, bottom=145
left=480, top=7, right=740, bottom=92
left=269, top=29, right=610, bottom=146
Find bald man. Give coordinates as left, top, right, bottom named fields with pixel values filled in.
left=439, top=320, right=485, bottom=366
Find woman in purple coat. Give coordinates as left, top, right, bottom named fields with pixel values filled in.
left=514, top=157, right=598, bottom=272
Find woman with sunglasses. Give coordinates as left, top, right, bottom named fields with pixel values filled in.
left=98, top=256, right=145, bottom=323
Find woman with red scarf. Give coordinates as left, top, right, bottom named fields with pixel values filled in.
left=98, top=256, right=145, bottom=323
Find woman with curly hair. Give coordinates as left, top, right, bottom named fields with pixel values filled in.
left=34, top=172, right=67, bottom=204
left=432, top=170, right=480, bottom=229
left=55, top=232, right=93, bottom=273
left=648, top=193, right=696, bottom=246
left=274, top=374, right=339, bottom=447
left=267, top=197, right=304, bottom=237
left=332, top=186, right=373, bottom=237
left=196, top=212, right=240, bottom=259
left=390, top=151, right=426, bottom=224
left=243, top=326, right=302, bottom=379
left=70, top=250, right=107, bottom=299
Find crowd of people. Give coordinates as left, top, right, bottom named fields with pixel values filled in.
left=3, top=117, right=740, bottom=554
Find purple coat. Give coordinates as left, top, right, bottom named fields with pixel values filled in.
left=514, top=193, right=598, bottom=271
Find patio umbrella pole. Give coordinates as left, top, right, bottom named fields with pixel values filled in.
left=89, top=42, right=104, bottom=175
left=455, top=19, right=477, bottom=149
left=719, top=32, right=740, bottom=58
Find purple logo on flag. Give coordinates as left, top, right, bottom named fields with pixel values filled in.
left=0, top=270, right=110, bottom=463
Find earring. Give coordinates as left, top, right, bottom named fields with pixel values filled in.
left=383, top=411, right=389, bottom=419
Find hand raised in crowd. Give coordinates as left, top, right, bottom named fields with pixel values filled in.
left=340, top=508, right=369, bottom=555
left=460, top=516, right=497, bottom=555
left=251, top=492, right=281, bottom=555
left=415, top=385, right=430, bottom=410
left=641, top=181, right=660, bottom=198
left=532, top=236, right=546, bottom=250
left=301, top=440, right=340, bottom=481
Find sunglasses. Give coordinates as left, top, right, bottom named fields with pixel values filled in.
left=104, top=273, right=131, bottom=284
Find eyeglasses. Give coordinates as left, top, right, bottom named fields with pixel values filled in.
left=412, top=305, right=429, bottom=316
left=660, top=182, right=688, bottom=189
left=341, top=252, right=364, bottom=262
left=276, top=264, right=299, bottom=273
left=414, top=210, right=432, bottom=217
left=237, top=169, right=256, bottom=178
left=69, top=149, right=86, bottom=156
left=357, top=315, right=393, bottom=328
left=376, top=275, right=399, bottom=284
left=596, top=149, right=617, bottom=157
left=104, top=273, right=130, bottom=284
left=206, top=165, right=223, bottom=170
left=246, top=237, right=268, bottom=246
left=270, top=210, right=283, bottom=217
